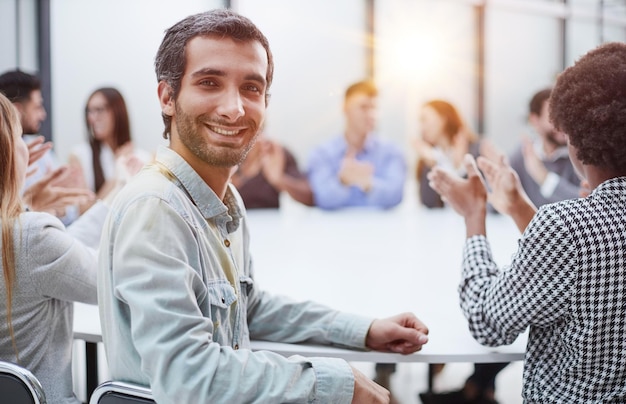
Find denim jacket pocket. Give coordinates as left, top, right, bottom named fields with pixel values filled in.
left=208, top=281, right=237, bottom=309
left=207, top=281, right=238, bottom=343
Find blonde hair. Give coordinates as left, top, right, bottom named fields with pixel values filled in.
left=344, top=80, right=378, bottom=103
left=0, top=93, right=25, bottom=360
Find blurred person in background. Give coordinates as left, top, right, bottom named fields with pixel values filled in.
left=231, top=130, right=313, bottom=208
left=68, top=87, right=151, bottom=213
left=307, top=80, right=406, bottom=210
left=0, top=69, right=92, bottom=224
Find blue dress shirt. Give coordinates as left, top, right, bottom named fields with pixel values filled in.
left=307, top=135, right=406, bottom=210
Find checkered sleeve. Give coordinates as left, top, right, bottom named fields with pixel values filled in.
left=459, top=207, right=578, bottom=347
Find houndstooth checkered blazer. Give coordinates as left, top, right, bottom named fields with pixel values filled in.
left=460, top=177, right=626, bottom=402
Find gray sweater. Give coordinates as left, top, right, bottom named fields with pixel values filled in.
left=509, top=145, right=580, bottom=207
left=0, top=202, right=108, bottom=404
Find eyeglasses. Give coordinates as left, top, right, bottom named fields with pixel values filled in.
left=87, top=105, right=110, bottom=115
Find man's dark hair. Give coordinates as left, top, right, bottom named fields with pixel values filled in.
left=528, top=88, right=552, bottom=116
left=550, top=42, right=626, bottom=172
left=154, top=9, right=274, bottom=139
left=0, top=70, right=41, bottom=104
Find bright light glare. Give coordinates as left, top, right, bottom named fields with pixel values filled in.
left=374, top=2, right=477, bottom=92
left=403, top=35, right=442, bottom=77
left=377, top=28, right=448, bottom=86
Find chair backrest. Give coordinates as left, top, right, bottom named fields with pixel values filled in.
left=89, top=380, right=155, bottom=404
left=0, top=360, right=47, bottom=404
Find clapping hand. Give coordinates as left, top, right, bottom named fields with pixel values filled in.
left=26, top=135, right=53, bottom=167
left=413, top=137, right=437, bottom=167
left=475, top=155, right=537, bottom=232
left=259, top=139, right=286, bottom=187
left=475, top=155, right=532, bottom=217
left=427, top=154, right=488, bottom=218
left=520, top=136, right=549, bottom=186
left=23, top=166, right=95, bottom=216
left=25, top=136, right=54, bottom=178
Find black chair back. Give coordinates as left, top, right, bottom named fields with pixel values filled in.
left=0, top=360, right=46, bottom=404
left=89, top=381, right=154, bottom=404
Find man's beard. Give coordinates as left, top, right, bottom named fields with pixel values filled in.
left=544, top=129, right=566, bottom=148
left=21, top=122, right=41, bottom=135
left=174, top=103, right=259, bottom=167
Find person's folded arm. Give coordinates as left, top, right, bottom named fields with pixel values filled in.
left=365, top=152, right=406, bottom=209
left=308, top=149, right=353, bottom=209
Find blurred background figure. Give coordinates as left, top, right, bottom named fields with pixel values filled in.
left=414, top=100, right=484, bottom=209
left=508, top=87, right=580, bottom=206
left=307, top=79, right=406, bottom=210
left=231, top=131, right=314, bottom=209
left=0, top=69, right=91, bottom=224
left=68, top=87, right=151, bottom=212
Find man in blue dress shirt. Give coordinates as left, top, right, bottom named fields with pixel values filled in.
left=307, top=80, right=406, bottom=210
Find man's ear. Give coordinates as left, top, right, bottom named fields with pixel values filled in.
left=12, top=102, right=25, bottom=120
left=158, top=81, right=175, bottom=117
left=528, top=113, right=539, bottom=129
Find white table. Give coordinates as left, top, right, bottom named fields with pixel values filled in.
left=74, top=204, right=527, bottom=394
left=243, top=203, right=527, bottom=362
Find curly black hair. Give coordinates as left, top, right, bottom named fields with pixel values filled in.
left=550, top=42, right=626, bottom=172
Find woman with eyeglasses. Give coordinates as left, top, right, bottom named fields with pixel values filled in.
left=69, top=87, right=151, bottom=212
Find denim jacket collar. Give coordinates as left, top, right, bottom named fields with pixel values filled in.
left=155, top=145, right=243, bottom=232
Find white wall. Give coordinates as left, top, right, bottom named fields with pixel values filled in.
left=7, top=0, right=625, bottom=172
left=0, top=1, right=19, bottom=72
left=485, top=7, right=562, bottom=154
left=49, top=0, right=367, bottom=167
left=0, top=0, right=38, bottom=73
left=236, top=0, right=367, bottom=165
left=375, top=0, right=477, bottom=178
left=50, top=0, right=224, bottom=162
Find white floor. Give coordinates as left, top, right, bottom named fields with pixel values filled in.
left=351, top=361, right=524, bottom=404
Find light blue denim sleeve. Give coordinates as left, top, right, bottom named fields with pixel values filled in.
left=242, top=206, right=374, bottom=348
left=247, top=290, right=373, bottom=348
left=308, top=356, right=355, bottom=402
left=103, top=195, right=357, bottom=404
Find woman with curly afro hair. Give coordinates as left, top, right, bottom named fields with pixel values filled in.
left=550, top=42, right=626, bottom=178
left=425, top=41, right=626, bottom=403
